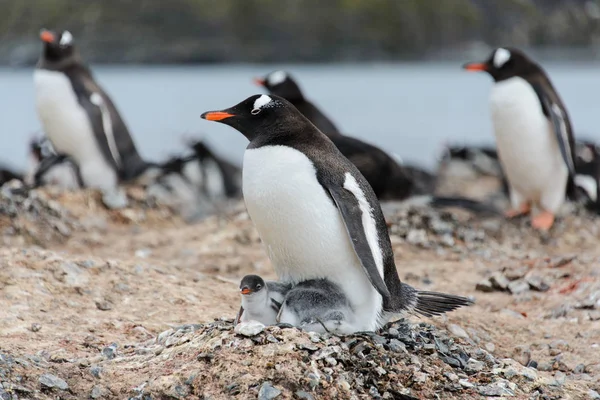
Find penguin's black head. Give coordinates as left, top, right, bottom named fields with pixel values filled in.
left=239, top=275, right=266, bottom=296
left=462, top=47, right=541, bottom=82
left=39, top=29, right=76, bottom=63
left=201, top=94, right=306, bottom=142
left=254, top=70, right=304, bottom=101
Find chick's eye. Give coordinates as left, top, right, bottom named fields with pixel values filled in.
left=256, top=284, right=262, bottom=290
left=251, top=108, right=261, bottom=115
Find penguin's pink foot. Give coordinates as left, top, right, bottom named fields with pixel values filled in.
left=505, top=203, right=531, bottom=219
left=531, top=211, right=555, bottom=231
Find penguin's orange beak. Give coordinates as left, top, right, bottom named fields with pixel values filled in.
left=462, top=62, right=488, bottom=72
left=253, top=77, right=266, bottom=86
left=40, top=30, right=55, bottom=43
left=240, top=287, right=251, bottom=295
left=201, top=111, right=235, bottom=121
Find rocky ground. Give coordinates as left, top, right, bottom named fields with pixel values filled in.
left=1, top=184, right=599, bottom=399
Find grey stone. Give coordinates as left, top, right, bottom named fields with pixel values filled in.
left=447, top=324, right=469, bottom=339
left=102, top=343, right=118, bottom=359
left=39, top=373, right=68, bottom=390
left=90, top=365, right=103, bottom=379
left=490, top=272, right=510, bottom=290
left=30, top=323, right=42, bottom=332
left=475, top=278, right=495, bottom=292
left=589, top=311, right=600, bottom=321
left=91, top=385, right=106, bottom=399
left=387, top=328, right=399, bottom=337
left=588, top=389, right=600, bottom=399
left=458, top=379, right=474, bottom=388
left=295, top=391, right=315, bottom=400
left=526, top=275, right=550, bottom=292
left=573, top=363, right=585, bottom=374
left=512, top=345, right=531, bottom=366
left=477, top=380, right=515, bottom=397
left=234, top=321, right=265, bottom=337
left=95, top=300, right=113, bottom=311
left=553, top=371, right=566, bottom=386
left=507, top=279, right=530, bottom=295
left=465, top=358, right=485, bottom=373
left=388, top=339, right=406, bottom=353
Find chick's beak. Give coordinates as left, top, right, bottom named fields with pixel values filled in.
left=240, top=287, right=251, bottom=295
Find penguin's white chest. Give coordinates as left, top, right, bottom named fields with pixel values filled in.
left=34, top=69, right=117, bottom=190
left=243, top=145, right=382, bottom=330
left=490, top=77, right=568, bottom=209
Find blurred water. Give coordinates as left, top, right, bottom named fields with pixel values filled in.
left=1, top=62, right=600, bottom=172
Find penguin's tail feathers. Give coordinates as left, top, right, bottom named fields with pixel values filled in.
left=428, top=195, right=502, bottom=217
left=399, top=282, right=474, bottom=318
left=413, top=290, right=474, bottom=318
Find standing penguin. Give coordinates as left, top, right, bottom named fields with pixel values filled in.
left=463, top=48, right=577, bottom=231
left=34, top=29, right=148, bottom=207
left=201, top=94, right=471, bottom=333
left=254, top=71, right=341, bottom=136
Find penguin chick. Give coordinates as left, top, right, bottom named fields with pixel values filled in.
left=236, top=274, right=291, bottom=326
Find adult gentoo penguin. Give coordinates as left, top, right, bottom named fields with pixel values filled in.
left=463, top=47, right=577, bottom=231
left=254, top=70, right=341, bottom=136
left=201, top=94, right=471, bottom=332
left=34, top=29, right=148, bottom=206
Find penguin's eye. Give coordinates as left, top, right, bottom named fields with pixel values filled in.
left=256, top=284, right=262, bottom=290
left=251, top=108, right=261, bottom=115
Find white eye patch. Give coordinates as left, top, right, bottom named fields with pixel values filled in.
left=60, top=31, right=73, bottom=46
left=267, top=71, right=287, bottom=86
left=253, top=94, right=272, bottom=110
left=493, top=48, right=511, bottom=68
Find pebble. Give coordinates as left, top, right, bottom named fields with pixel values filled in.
left=475, top=278, right=494, bottom=292
left=508, top=279, right=530, bottom=295
left=490, top=272, right=510, bottom=290
left=29, top=323, right=42, bottom=332
left=39, top=373, right=69, bottom=390
left=90, top=365, right=103, bottom=379
left=511, top=345, right=531, bottom=366
left=589, top=311, right=600, bottom=321
left=484, top=342, right=495, bottom=353
left=295, top=390, right=315, bottom=400
left=477, top=379, right=515, bottom=397
left=465, top=358, right=484, bottom=373
left=458, top=379, right=474, bottom=388
left=553, top=371, right=566, bottom=386
left=388, top=339, right=406, bottom=353
left=102, top=343, right=118, bottom=359
left=447, top=324, right=469, bottom=339
left=95, top=300, right=113, bottom=311
left=573, top=363, right=585, bottom=374
left=234, top=321, right=265, bottom=337
left=526, top=275, right=550, bottom=292
left=588, top=389, right=600, bottom=399
left=90, top=385, right=106, bottom=399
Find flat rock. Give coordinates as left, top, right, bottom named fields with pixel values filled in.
left=234, top=321, right=265, bottom=337
left=39, top=373, right=68, bottom=390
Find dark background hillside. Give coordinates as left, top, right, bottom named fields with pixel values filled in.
left=1, top=0, right=600, bottom=65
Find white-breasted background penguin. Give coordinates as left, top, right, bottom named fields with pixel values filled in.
left=34, top=29, right=149, bottom=208
left=201, top=94, right=471, bottom=333
left=463, top=47, right=578, bottom=231
left=255, top=70, right=502, bottom=216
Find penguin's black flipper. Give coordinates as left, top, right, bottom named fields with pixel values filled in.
left=531, top=82, right=576, bottom=178
left=325, top=184, right=392, bottom=303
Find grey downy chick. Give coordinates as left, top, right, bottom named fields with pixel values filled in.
left=277, top=278, right=357, bottom=335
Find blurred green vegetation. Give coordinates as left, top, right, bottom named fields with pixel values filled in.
left=0, top=0, right=598, bottom=64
